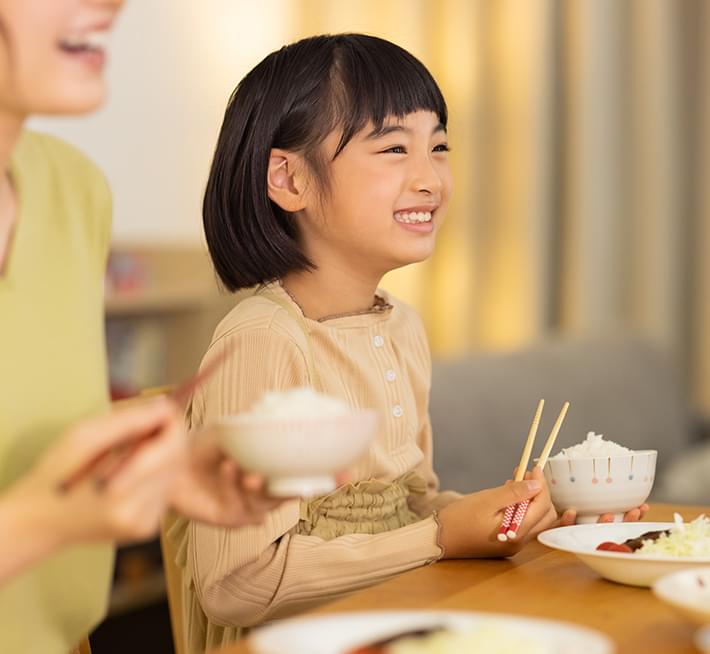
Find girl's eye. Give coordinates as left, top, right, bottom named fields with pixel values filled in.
left=381, top=145, right=406, bottom=154
left=433, top=143, right=450, bottom=153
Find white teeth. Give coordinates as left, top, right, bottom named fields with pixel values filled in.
left=60, top=31, right=109, bottom=51
left=394, top=211, right=433, bottom=224
left=85, top=31, right=109, bottom=49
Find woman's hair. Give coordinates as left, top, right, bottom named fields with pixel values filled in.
left=203, top=33, right=448, bottom=292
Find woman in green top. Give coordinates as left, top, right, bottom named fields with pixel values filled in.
left=0, top=1, right=276, bottom=651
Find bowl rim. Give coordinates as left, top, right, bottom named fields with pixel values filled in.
left=543, top=449, right=657, bottom=463
left=538, top=522, right=710, bottom=564
left=652, top=566, right=710, bottom=614
left=218, top=407, right=379, bottom=427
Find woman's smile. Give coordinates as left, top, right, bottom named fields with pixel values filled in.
left=58, top=22, right=114, bottom=72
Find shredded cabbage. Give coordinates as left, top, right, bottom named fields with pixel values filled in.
left=387, top=624, right=554, bottom=654
left=636, top=514, right=710, bottom=557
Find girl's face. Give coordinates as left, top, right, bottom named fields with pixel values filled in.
left=301, top=110, right=453, bottom=276
left=0, top=0, right=123, bottom=118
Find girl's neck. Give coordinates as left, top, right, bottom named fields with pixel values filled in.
left=282, top=263, right=383, bottom=321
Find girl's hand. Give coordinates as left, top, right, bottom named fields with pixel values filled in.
left=556, top=503, right=651, bottom=527
left=12, top=398, right=186, bottom=547
left=437, top=466, right=557, bottom=558
left=167, top=427, right=284, bottom=527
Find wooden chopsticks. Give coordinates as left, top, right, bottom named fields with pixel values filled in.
left=497, top=400, right=570, bottom=542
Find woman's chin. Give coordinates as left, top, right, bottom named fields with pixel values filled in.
left=32, top=83, right=106, bottom=116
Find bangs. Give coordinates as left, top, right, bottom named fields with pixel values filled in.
left=327, top=34, right=448, bottom=156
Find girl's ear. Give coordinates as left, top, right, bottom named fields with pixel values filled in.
left=267, top=149, right=308, bottom=212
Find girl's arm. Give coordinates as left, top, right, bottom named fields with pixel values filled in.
left=188, top=505, right=441, bottom=626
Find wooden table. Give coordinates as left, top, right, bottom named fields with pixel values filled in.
left=216, top=504, right=709, bottom=653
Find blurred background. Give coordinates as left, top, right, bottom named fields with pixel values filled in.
left=32, top=0, right=710, bottom=411
left=30, top=1, right=709, bottom=651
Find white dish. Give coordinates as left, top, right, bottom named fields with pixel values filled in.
left=538, top=522, right=710, bottom=587
left=696, top=625, right=710, bottom=653
left=219, top=409, right=378, bottom=497
left=249, top=610, right=615, bottom=654
left=653, top=566, right=710, bottom=625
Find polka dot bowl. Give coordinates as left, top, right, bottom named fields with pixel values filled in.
left=543, top=450, right=657, bottom=523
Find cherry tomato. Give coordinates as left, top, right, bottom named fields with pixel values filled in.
left=596, top=541, right=633, bottom=553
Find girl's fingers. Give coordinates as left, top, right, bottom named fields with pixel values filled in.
left=557, top=509, right=577, bottom=526
left=623, top=507, right=642, bottom=522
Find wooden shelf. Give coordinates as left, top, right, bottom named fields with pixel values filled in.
left=105, top=286, right=214, bottom=317
left=104, top=245, right=236, bottom=385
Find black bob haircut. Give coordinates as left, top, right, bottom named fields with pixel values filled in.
left=203, top=33, right=448, bottom=292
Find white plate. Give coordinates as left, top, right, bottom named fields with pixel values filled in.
left=249, top=610, right=615, bottom=654
left=538, top=522, right=710, bottom=587
left=696, top=626, right=710, bottom=653
left=653, top=566, right=710, bottom=625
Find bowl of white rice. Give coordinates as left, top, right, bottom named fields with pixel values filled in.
left=542, top=432, right=657, bottom=523
left=218, top=387, right=378, bottom=497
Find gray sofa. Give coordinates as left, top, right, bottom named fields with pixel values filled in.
left=429, top=334, right=708, bottom=503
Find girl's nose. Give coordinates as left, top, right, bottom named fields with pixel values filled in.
left=411, top=156, right=444, bottom=195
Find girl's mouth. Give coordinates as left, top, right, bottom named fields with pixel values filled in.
left=393, top=210, right=433, bottom=225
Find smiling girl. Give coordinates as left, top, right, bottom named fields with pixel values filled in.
left=172, top=34, right=559, bottom=653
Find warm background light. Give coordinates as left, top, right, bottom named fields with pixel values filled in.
left=30, top=0, right=710, bottom=413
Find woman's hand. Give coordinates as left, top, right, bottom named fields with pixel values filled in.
left=167, top=427, right=284, bottom=527
left=437, top=466, right=557, bottom=558
left=28, top=398, right=186, bottom=543
left=0, top=399, right=185, bottom=584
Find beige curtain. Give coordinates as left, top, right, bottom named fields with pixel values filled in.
left=292, top=0, right=710, bottom=412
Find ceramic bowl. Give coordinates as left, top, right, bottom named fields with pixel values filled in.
left=653, top=566, right=710, bottom=625
left=218, top=409, right=378, bottom=497
left=543, top=450, right=657, bottom=523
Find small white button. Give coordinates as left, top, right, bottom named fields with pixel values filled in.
left=373, top=335, right=385, bottom=348
left=386, top=369, right=397, bottom=382
left=392, top=405, right=403, bottom=418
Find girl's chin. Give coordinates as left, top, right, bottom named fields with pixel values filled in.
left=389, top=245, right=437, bottom=268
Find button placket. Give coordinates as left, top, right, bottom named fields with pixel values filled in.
left=370, top=331, right=403, bottom=421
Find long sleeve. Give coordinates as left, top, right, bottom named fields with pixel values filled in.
left=184, top=305, right=442, bottom=627
left=189, top=509, right=440, bottom=626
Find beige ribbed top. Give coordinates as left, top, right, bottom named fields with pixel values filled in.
left=173, top=282, right=461, bottom=653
